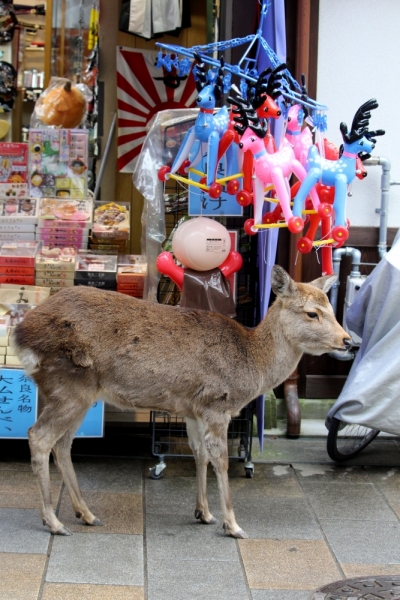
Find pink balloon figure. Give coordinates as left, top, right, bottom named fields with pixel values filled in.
left=285, top=104, right=313, bottom=166
left=229, top=95, right=331, bottom=235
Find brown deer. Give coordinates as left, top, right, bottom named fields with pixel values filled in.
left=13, top=266, right=351, bottom=539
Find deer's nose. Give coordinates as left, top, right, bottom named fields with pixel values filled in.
left=343, top=337, right=353, bottom=349
left=239, top=142, right=243, bottom=149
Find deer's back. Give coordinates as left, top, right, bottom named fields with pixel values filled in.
left=14, top=287, right=261, bottom=413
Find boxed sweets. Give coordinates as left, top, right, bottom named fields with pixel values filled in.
left=0, top=284, right=50, bottom=304
left=75, top=251, right=117, bottom=289
left=38, top=198, right=93, bottom=227
left=35, top=246, right=77, bottom=272
left=28, top=129, right=89, bottom=199
left=35, top=248, right=76, bottom=291
left=0, top=241, right=40, bottom=267
left=92, top=202, right=130, bottom=241
left=0, top=143, right=29, bottom=201
left=116, top=254, right=147, bottom=298
left=0, top=197, right=38, bottom=225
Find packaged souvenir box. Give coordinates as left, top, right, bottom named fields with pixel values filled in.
left=92, top=202, right=130, bottom=241
left=0, top=241, right=40, bottom=267
left=116, top=254, right=147, bottom=298
left=28, top=129, right=88, bottom=199
left=75, top=251, right=117, bottom=289
left=0, top=142, right=29, bottom=201
left=38, top=198, right=93, bottom=226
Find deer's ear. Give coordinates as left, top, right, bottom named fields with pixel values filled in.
left=310, top=274, right=337, bottom=293
left=271, top=265, right=298, bottom=297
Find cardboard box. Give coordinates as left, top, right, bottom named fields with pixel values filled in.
left=0, top=332, right=9, bottom=346
left=75, top=252, right=117, bottom=273
left=0, top=223, right=36, bottom=233
left=0, top=142, right=28, bottom=183
left=0, top=232, right=35, bottom=241
left=0, top=197, right=37, bottom=221
left=35, top=277, right=74, bottom=287
left=35, top=247, right=76, bottom=271
left=92, top=201, right=130, bottom=240
left=0, top=285, right=50, bottom=304
left=75, top=271, right=116, bottom=282
left=36, top=269, right=74, bottom=280
left=0, top=266, right=35, bottom=276
left=5, top=355, right=22, bottom=366
left=78, top=280, right=116, bottom=290
left=0, top=275, right=35, bottom=285
left=0, top=241, right=40, bottom=266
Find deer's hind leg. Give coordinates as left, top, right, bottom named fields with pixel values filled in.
left=185, top=417, right=216, bottom=525
left=28, top=389, right=95, bottom=535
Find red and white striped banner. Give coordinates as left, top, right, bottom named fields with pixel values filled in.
left=117, top=46, right=197, bottom=172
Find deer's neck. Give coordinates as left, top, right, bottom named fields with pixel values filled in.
left=252, top=302, right=303, bottom=393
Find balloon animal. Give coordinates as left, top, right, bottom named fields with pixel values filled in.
left=158, top=55, right=229, bottom=198
left=229, top=95, right=331, bottom=235
left=293, top=99, right=385, bottom=243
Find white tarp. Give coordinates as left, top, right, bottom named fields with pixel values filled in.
left=327, top=229, right=400, bottom=435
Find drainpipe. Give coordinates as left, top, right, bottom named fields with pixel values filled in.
left=328, top=247, right=361, bottom=361
left=363, top=156, right=391, bottom=260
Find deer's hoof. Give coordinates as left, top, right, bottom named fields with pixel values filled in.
left=87, top=517, right=103, bottom=526
left=195, top=509, right=217, bottom=524
left=54, top=525, right=72, bottom=536
left=223, top=522, right=249, bottom=539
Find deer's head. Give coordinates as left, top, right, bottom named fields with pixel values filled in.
left=340, top=98, right=385, bottom=157
left=227, top=95, right=267, bottom=153
left=271, top=265, right=352, bottom=356
left=193, top=53, right=225, bottom=110
left=250, top=64, right=285, bottom=120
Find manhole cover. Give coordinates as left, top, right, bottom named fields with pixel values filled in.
left=311, top=575, right=400, bottom=599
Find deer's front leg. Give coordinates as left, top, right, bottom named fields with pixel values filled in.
left=185, top=417, right=216, bottom=525
left=204, top=417, right=248, bottom=539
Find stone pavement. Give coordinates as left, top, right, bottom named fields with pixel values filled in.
left=2, top=434, right=400, bottom=599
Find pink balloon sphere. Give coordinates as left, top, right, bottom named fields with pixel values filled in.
left=172, top=217, right=231, bottom=271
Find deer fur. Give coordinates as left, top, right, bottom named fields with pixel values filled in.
left=13, top=266, right=351, bottom=539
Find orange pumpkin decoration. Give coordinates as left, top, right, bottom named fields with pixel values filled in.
left=36, top=80, right=87, bottom=129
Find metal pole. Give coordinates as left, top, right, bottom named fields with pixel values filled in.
left=93, top=111, right=117, bottom=200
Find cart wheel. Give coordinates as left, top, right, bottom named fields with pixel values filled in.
left=245, top=467, right=254, bottom=479
left=327, top=416, right=380, bottom=462
left=150, top=466, right=164, bottom=480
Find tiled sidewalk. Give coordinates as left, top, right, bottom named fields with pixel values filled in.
left=2, top=436, right=400, bottom=599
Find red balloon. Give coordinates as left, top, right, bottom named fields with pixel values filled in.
left=219, top=251, right=243, bottom=278
left=156, top=252, right=184, bottom=290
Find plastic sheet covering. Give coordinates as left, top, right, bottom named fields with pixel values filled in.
left=327, top=229, right=400, bottom=435
left=132, top=108, right=198, bottom=302
left=180, top=268, right=236, bottom=317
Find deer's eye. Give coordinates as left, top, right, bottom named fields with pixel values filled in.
left=209, top=96, right=212, bottom=101
left=307, top=312, right=319, bottom=320
left=288, top=117, right=291, bottom=122
left=264, top=107, right=269, bottom=112
left=251, top=137, right=255, bottom=142
left=359, top=141, right=364, bottom=146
